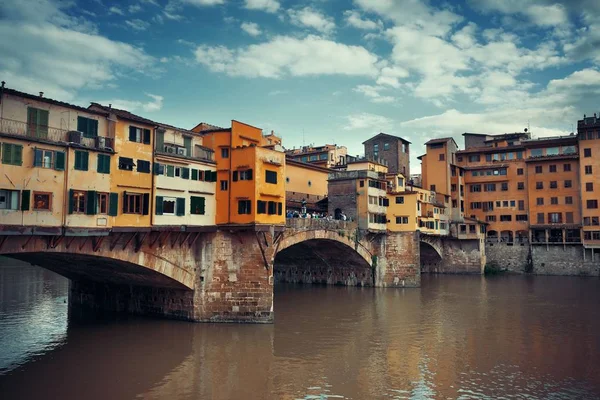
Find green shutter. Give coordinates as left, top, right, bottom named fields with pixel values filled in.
left=68, top=189, right=74, bottom=214
left=21, top=190, right=30, bottom=211
left=155, top=196, right=163, bottom=215
left=167, top=165, right=174, bottom=177
left=232, top=171, right=238, bottom=182
left=153, top=162, right=160, bottom=175
left=247, top=169, right=253, bottom=180
left=191, top=169, right=198, bottom=180
left=27, top=108, right=36, bottom=136
left=182, top=167, right=190, bottom=179
left=156, top=130, right=164, bottom=150
left=77, top=116, right=86, bottom=135
left=143, top=129, right=151, bottom=144
left=33, top=148, right=42, bottom=167
left=212, top=171, right=218, bottom=182
left=86, top=190, right=97, bottom=215
left=190, top=196, right=205, bottom=215
left=14, top=145, right=22, bottom=166
left=55, top=151, right=65, bottom=170
left=38, top=109, right=49, bottom=139
left=109, top=192, right=118, bottom=216
left=91, top=119, right=98, bottom=137
left=176, top=198, right=185, bottom=216
left=129, top=126, right=137, bottom=141
left=183, top=136, right=192, bottom=155
left=82, top=152, right=89, bottom=171
left=199, top=197, right=205, bottom=215
left=142, top=193, right=150, bottom=215
left=203, top=170, right=211, bottom=181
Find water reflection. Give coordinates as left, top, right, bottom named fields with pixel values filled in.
left=0, top=260, right=599, bottom=399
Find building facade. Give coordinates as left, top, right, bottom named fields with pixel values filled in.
left=285, top=144, right=347, bottom=169
left=363, top=133, right=411, bottom=175
left=285, top=158, right=329, bottom=212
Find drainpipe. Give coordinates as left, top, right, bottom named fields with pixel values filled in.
left=150, top=126, right=157, bottom=227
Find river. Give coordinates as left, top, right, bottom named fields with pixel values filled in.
left=0, top=258, right=599, bottom=399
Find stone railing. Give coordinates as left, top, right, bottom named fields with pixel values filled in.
left=285, top=218, right=358, bottom=232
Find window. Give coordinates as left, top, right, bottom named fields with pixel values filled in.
left=585, top=165, right=593, bottom=174
left=501, top=182, right=508, bottom=191
left=27, top=107, right=49, bottom=138
left=587, top=200, right=598, bottom=209
left=457, top=156, right=463, bottom=162
left=359, top=180, right=364, bottom=188
left=468, top=155, right=480, bottom=162
left=516, top=151, right=523, bottom=159
left=518, top=200, right=525, bottom=210
left=586, top=182, right=594, bottom=192
left=265, top=170, right=278, bottom=184
left=33, top=192, right=51, bottom=211
left=0, top=189, right=19, bottom=210
left=451, top=184, right=456, bottom=192
left=129, top=126, right=151, bottom=144
left=550, top=181, right=557, bottom=189
left=220, top=180, right=228, bottom=191
left=221, top=148, right=229, bottom=158
left=484, top=183, right=496, bottom=192
left=500, top=215, right=512, bottom=222
left=267, top=201, right=278, bottom=215
left=97, top=154, right=111, bottom=174
left=551, top=197, right=558, bottom=205
left=190, top=196, right=206, bottom=215
left=535, top=166, right=543, bottom=173
left=32, top=148, right=53, bottom=169
left=584, top=148, right=592, bottom=157
left=486, top=215, right=496, bottom=222
left=564, top=180, right=572, bottom=188
left=319, top=153, right=328, bottom=160
left=531, top=148, right=543, bottom=157
left=439, top=154, right=445, bottom=161
left=517, top=168, right=524, bottom=175
left=137, top=160, right=151, bottom=173
left=549, top=164, right=557, bottom=172
left=383, top=143, right=390, bottom=150
left=97, top=193, right=109, bottom=214
left=470, top=184, right=481, bottom=192
left=537, top=213, right=544, bottom=224
left=510, top=200, right=516, bottom=207
left=503, top=201, right=509, bottom=207
left=175, top=167, right=181, bottom=177
left=123, top=192, right=148, bottom=215
left=395, top=216, right=409, bottom=224
left=71, top=190, right=86, bottom=213
left=584, top=217, right=600, bottom=226
left=119, top=157, right=135, bottom=171
left=517, top=182, right=524, bottom=190
left=548, top=212, right=562, bottom=223
left=430, top=185, right=436, bottom=191
left=565, top=196, right=573, bottom=205
left=238, top=200, right=251, bottom=214
left=74, top=151, right=89, bottom=171
left=536, top=182, right=543, bottom=189
left=162, top=197, right=177, bottom=215
left=471, top=202, right=482, bottom=209
left=77, top=116, right=98, bottom=138
left=2, top=143, right=23, bottom=165
left=233, top=169, right=253, bottom=181
left=536, top=197, right=544, bottom=205
left=309, top=155, right=318, bottom=161
left=563, top=164, right=571, bottom=172
left=566, top=212, right=574, bottom=223
left=396, top=196, right=404, bottom=204
left=257, top=200, right=267, bottom=214
left=373, top=144, right=379, bottom=152
left=516, top=214, right=528, bottom=221
left=546, top=147, right=559, bottom=156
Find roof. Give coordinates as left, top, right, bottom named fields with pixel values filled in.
left=424, top=137, right=458, bottom=147
left=2, top=87, right=108, bottom=116
left=191, top=122, right=225, bottom=132
left=362, top=132, right=411, bottom=145
left=156, top=121, right=201, bottom=136
left=89, top=102, right=156, bottom=125
left=286, top=157, right=331, bottom=173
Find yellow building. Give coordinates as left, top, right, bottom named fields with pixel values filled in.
left=285, top=158, right=329, bottom=212
left=193, top=120, right=285, bottom=227
left=152, top=123, right=217, bottom=227
left=89, top=103, right=154, bottom=228
left=1, top=87, right=115, bottom=233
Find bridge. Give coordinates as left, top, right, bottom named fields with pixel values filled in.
left=0, top=220, right=484, bottom=323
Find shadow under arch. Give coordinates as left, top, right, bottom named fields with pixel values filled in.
left=420, top=241, right=443, bottom=273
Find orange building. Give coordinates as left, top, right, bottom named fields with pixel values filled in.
left=193, top=120, right=285, bottom=227
left=285, top=158, right=329, bottom=212
left=577, top=114, right=600, bottom=249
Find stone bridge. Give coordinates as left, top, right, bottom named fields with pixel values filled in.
left=0, top=219, right=483, bottom=323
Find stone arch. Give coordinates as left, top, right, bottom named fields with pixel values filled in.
left=419, top=240, right=443, bottom=273
left=419, top=235, right=443, bottom=259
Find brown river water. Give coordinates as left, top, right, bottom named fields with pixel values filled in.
left=0, top=258, right=599, bottom=399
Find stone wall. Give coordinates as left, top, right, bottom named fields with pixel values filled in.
left=531, top=245, right=600, bottom=276
left=440, top=239, right=485, bottom=274
left=485, top=242, right=530, bottom=273
left=375, top=231, right=420, bottom=287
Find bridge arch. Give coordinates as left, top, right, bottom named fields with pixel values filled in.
left=419, top=237, right=444, bottom=273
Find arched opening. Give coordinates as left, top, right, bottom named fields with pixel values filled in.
left=487, top=230, right=498, bottom=243
left=500, top=230, right=513, bottom=243
left=420, top=241, right=443, bottom=273
left=516, top=230, right=528, bottom=244
left=274, top=239, right=373, bottom=286
left=334, top=208, right=342, bottom=220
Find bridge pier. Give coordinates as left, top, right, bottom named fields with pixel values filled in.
left=374, top=231, right=421, bottom=287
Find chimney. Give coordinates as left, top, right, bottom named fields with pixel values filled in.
left=109, top=104, right=112, bottom=109
left=39, top=92, right=44, bottom=97
left=1, top=81, right=5, bottom=88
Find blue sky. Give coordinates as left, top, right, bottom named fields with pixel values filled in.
left=2, top=0, right=600, bottom=172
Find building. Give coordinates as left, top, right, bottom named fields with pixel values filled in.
left=1, top=87, right=116, bottom=234
left=260, top=131, right=283, bottom=151
left=194, top=120, right=285, bottom=227
left=89, top=103, right=155, bottom=229
left=328, top=169, right=388, bottom=231
left=152, top=122, right=217, bottom=227
left=577, top=114, right=600, bottom=248
left=285, top=144, right=347, bottom=169
left=363, top=133, right=411, bottom=175
left=285, top=158, right=329, bottom=213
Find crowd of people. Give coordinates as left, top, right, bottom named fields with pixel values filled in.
left=286, top=210, right=349, bottom=221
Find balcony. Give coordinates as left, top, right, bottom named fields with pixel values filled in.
left=155, top=143, right=215, bottom=163
left=0, top=118, right=113, bottom=150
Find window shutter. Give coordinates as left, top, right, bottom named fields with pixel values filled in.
left=14, top=145, right=22, bottom=166
left=77, top=116, right=86, bottom=134
left=232, top=171, right=238, bottom=182
left=204, top=170, right=211, bottom=181
left=27, top=108, right=36, bottom=136
left=38, top=109, right=49, bottom=138
left=68, top=189, right=74, bottom=214
left=33, top=148, right=42, bottom=167
left=155, top=196, right=163, bottom=215
left=21, top=190, right=30, bottom=211
left=153, top=162, right=160, bottom=175
left=122, top=192, right=128, bottom=213
left=91, top=119, right=98, bottom=137
left=109, top=192, right=119, bottom=216
left=247, top=169, right=253, bottom=180
left=86, top=190, right=97, bottom=215
left=142, top=193, right=150, bottom=215
left=82, top=152, right=89, bottom=171
left=55, top=151, right=65, bottom=171
left=129, top=126, right=137, bottom=141
left=143, top=129, right=151, bottom=144
left=238, top=200, right=244, bottom=215
left=198, top=197, right=205, bottom=215
left=182, top=167, right=190, bottom=179
left=155, top=130, right=164, bottom=150
left=212, top=171, right=217, bottom=182
left=191, top=169, right=198, bottom=180
left=278, top=202, right=283, bottom=216
left=1, top=143, right=8, bottom=164
left=183, top=136, right=192, bottom=155
left=176, top=198, right=185, bottom=216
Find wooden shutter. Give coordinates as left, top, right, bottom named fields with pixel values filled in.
left=247, top=169, right=253, bottom=180
left=109, top=192, right=119, bottom=216
left=77, top=116, right=86, bottom=135
left=182, top=167, right=190, bottom=179
left=191, top=169, right=198, bottom=180
left=176, top=198, right=185, bottom=216
left=278, top=202, right=283, bottom=216
left=183, top=136, right=192, bottom=155
left=142, top=193, right=150, bottom=215
left=232, top=171, right=238, bottom=182
left=122, top=192, right=128, bottom=213
left=68, top=189, right=74, bottom=214
left=86, top=190, right=97, bottom=215
left=143, top=129, right=151, bottom=144
left=55, top=151, right=65, bottom=171
left=27, top=108, right=36, bottom=136
left=38, top=109, right=49, bottom=138
left=21, top=190, right=30, bottom=211
left=204, top=170, right=211, bottom=181
left=238, top=200, right=244, bottom=215
left=33, top=148, right=42, bottom=167
left=82, top=152, right=89, bottom=170
left=129, top=126, right=137, bottom=142
left=212, top=171, right=218, bottom=182
left=14, top=145, right=23, bottom=166
left=155, top=196, right=163, bottom=215
left=153, top=162, right=160, bottom=175
left=155, top=130, right=164, bottom=150
left=91, top=119, right=98, bottom=137
left=198, top=197, right=205, bottom=215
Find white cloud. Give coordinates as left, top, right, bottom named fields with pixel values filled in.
left=470, top=0, right=569, bottom=26
left=343, top=113, right=394, bottom=131
left=376, top=66, right=409, bottom=88
left=244, top=0, right=279, bottom=13
left=288, top=7, right=335, bottom=34
left=99, top=93, right=164, bottom=113
left=194, top=35, right=379, bottom=78
left=241, top=22, right=261, bottom=37
left=344, top=10, right=382, bottom=30
left=353, top=85, right=394, bottom=103
left=126, top=19, right=150, bottom=31
left=109, top=6, right=124, bottom=15
left=180, top=0, right=225, bottom=5
left=128, top=4, right=142, bottom=13
left=141, top=0, right=159, bottom=5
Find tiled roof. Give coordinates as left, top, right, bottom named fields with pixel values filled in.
left=362, top=132, right=412, bottom=145
left=424, top=137, right=454, bottom=145
left=192, top=122, right=226, bottom=132
left=2, top=87, right=108, bottom=116
left=89, top=103, right=156, bottom=125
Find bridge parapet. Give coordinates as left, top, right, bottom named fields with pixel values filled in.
left=285, top=218, right=357, bottom=233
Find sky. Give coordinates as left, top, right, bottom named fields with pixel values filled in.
left=2, top=0, right=600, bottom=173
